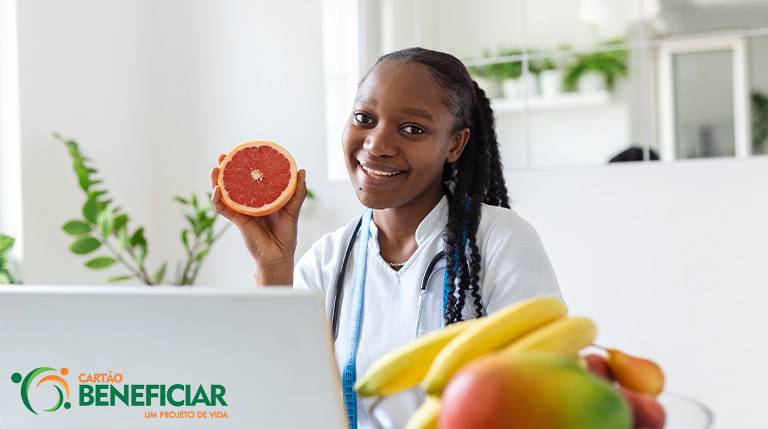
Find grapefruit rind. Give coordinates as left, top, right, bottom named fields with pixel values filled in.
left=217, top=140, right=298, bottom=217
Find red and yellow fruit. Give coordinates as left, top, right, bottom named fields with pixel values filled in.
left=217, top=140, right=298, bottom=217
left=439, top=353, right=631, bottom=429
left=583, top=348, right=667, bottom=429
left=619, top=387, right=666, bottom=429
left=584, top=353, right=614, bottom=382
left=606, top=348, right=665, bottom=396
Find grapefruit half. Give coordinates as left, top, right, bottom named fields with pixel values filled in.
left=217, top=140, right=298, bottom=217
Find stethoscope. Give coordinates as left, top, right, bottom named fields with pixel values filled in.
left=330, top=216, right=455, bottom=341
left=334, top=208, right=464, bottom=429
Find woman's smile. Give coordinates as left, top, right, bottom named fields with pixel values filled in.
left=356, top=159, right=408, bottom=189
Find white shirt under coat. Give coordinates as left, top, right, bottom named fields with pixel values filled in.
left=293, top=194, right=562, bottom=427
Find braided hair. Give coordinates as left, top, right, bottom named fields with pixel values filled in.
left=371, top=47, right=510, bottom=324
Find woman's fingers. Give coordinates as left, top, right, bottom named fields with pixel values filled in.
left=283, top=169, right=308, bottom=219
left=211, top=185, right=241, bottom=223
left=210, top=166, right=219, bottom=189
left=218, top=153, right=226, bottom=164
left=211, top=185, right=263, bottom=231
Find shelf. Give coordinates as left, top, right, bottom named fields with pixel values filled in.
left=491, top=91, right=611, bottom=113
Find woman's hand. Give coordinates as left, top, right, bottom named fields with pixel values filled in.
left=210, top=154, right=308, bottom=285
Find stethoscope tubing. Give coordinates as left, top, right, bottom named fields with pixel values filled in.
left=330, top=216, right=447, bottom=340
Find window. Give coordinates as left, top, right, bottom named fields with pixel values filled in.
left=0, top=0, right=24, bottom=256
left=321, top=0, right=362, bottom=181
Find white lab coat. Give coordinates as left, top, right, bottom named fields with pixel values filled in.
left=294, top=194, right=562, bottom=428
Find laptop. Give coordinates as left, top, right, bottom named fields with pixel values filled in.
left=0, top=285, right=348, bottom=429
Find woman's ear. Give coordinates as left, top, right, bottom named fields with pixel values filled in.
left=446, top=128, right=471, bottom=163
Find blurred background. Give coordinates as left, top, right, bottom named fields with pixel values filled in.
left=1, top=0, right=767, bottom=427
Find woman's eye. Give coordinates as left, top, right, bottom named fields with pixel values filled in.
left=354, top=112, right=374, bottom=125
left=402, top=125, right=424, bottom=135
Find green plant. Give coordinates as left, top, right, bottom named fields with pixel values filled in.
left=0, top=234, right=19, bottom=284
left=467, top=49, right=523, bottom=81
left=753, top=91, right=768, bottom=153
left=56, top=134, right=229, bottom=285
left=563, top=47, right=628, bottom=91
left=467, top=63, right=492, bottom=79
left=492, top=60, right=523, bottom=80
left=492, top=49, right=523, bottom=80
left=529, top=54, right=557, bottom=75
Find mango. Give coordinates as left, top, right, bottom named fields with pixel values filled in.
left=606, top=349, right=665, bottom=396
left=439, top=352, right=631, bottom=429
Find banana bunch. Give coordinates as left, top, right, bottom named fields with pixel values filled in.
left=354, top=295, right=598, bottom=429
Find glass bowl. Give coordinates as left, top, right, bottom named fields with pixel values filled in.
left=658, top=391, right=714, bottom=429
left=367, top=390, right=714, bottom=429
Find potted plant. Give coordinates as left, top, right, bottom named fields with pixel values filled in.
left=563, top=45, right=628, bottom=94
left=494, top=53, right=525, bottom=99
left=57, top=134, right=229, bottom=285
left=467, top=50, right=505, bottom=99
left=530, top=55, right=561, bottom=97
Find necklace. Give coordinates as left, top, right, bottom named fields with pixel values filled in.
left=385, top=260, right=406, bottom=269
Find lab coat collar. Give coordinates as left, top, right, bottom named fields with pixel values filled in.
left=367, top=194, right=449, bottom=248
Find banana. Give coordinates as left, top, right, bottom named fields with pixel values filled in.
left=422, top=295, right=567, bottom=395
left=355, top=318, right=479, bottom=397
left=498, top=316, right=597, bottom=359
left=404, top=395, right=441, bottom=429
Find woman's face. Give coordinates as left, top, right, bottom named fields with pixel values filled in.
left=342, top=60, right=469, bottom=210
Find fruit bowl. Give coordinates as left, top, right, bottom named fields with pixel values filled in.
left=657, top=391, right=714, bottom=429
left=366, top=390, right=714, bottom=429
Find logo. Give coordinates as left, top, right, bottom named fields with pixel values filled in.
left=11, top=367, right=71, bottom=414
left=10, top=367, right=229, bottom=420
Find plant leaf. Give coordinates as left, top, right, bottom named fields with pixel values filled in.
left=194, top=248, right=209, bottom=262
left=70, top=237, right=101, bottom=254
left=97, top=210, right=114, bottom=237
left=0, top=272, right=10, bottom=284
left=174, top=196, right=189, bottom=205
left=153, top=262, right=167, bottom=284
left=88, top=190, right=107, bottom=200
left=184, top=214, right=197, bottom=228
left=107, top=275, right=133, bottom=283
left=136, top=245, right=147, bottom=268
left=181, top=230, right=189, bottom=249
left=85, top=256, right=116, bottom=269
left=0, top=234, right=15, bottom=253
left=113, top=214, right=129, bottom=231
left=129, top=227, right=145, bottom=247
left=117, top=227, right=130, bottom=250
left=62, top=220, right=92, bottom=235
left=82, top=199, right=100, bottom=224
left=74, top=164, right=91, bottom=191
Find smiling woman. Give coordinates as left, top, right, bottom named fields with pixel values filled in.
left=303, top=48, right=560, bottom=428
left=213, top=46, right=562, bottom=429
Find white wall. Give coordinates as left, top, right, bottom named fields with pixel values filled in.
left=508, top=156, right=768, bottom=428
left=16, top=0, right=362, bottom=286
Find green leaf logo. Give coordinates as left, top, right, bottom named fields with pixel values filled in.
left=11, top=367, right=72, bottom=414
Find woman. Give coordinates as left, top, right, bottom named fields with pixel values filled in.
left=211, top=47, right=562, bottom=428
